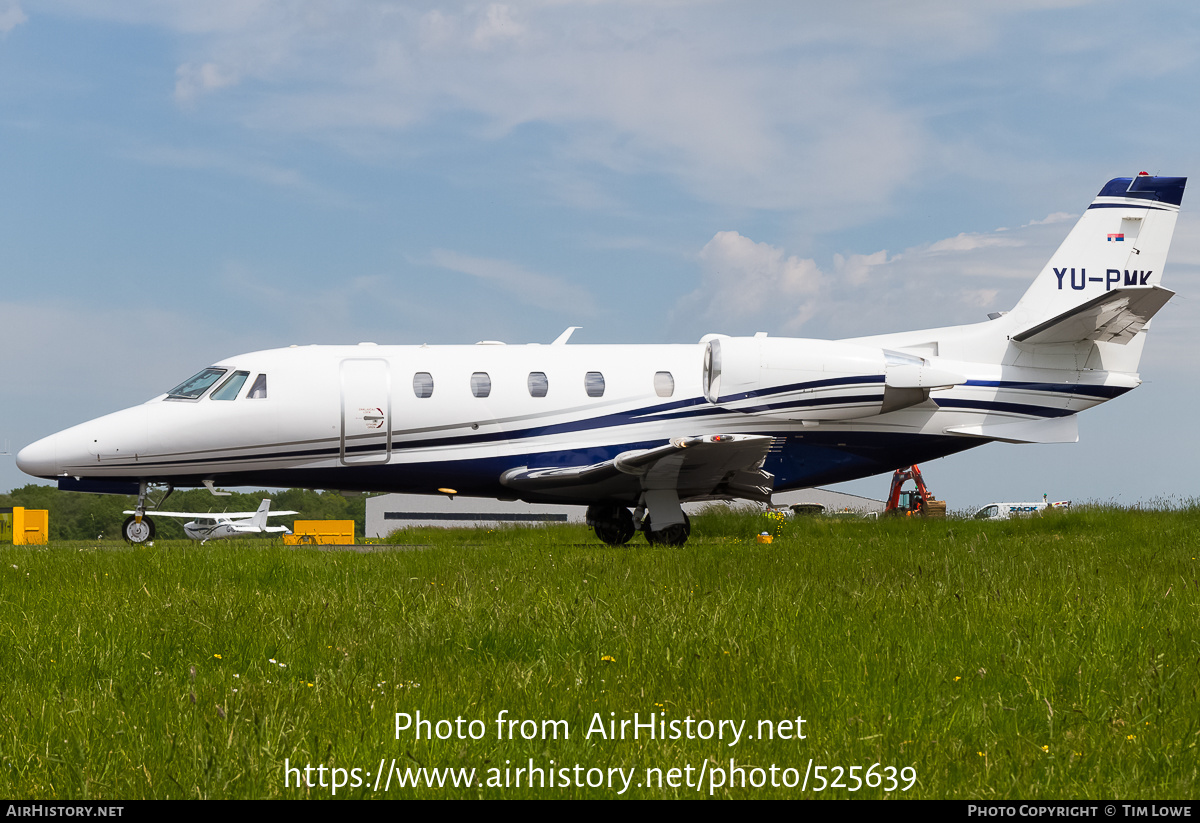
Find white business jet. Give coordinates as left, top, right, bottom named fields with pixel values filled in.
left=18, top=175, right=1185, bottom=546
left=119, top=498, right=297, bottom=543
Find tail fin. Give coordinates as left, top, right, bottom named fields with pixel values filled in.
left=247, top=499, right=271, bottom=529
left=1007, top=174, right=1185, bottom=345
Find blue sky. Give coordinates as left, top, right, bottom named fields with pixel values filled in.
left=3, top=1, right=1200, bottom=508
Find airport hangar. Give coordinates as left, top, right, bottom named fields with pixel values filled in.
left=364, top=488, right=885, bottom=538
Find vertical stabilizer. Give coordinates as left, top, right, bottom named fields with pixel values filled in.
left=247, top=499, right=272, bottom=529
left=1007, top=175, right=1185, bottom=337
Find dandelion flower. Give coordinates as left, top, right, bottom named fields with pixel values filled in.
left=601, top=655, right=616, bottom=663
left=1041, top=745, right=1049, bottom=753
left=213, top=654, right=222, bottom=659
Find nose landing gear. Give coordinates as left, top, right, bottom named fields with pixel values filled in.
left=122, top=481, right=173, bottom=544
left=122, top=514, right=155, bottom=544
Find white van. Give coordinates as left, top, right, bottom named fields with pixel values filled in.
left=972, top=500, right=1070, bottom=520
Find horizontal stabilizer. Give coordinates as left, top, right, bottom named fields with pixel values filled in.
left=944, top=415, right=1078, bottom=444
left=1013, top=286, right=1174, bottom=345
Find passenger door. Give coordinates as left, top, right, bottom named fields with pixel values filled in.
left=340, top=358, right=392, bottom=465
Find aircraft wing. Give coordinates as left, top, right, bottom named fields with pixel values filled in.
left=1012, top=285, right=1174, bottom=345
left=123, top=510, right=299, bottom=518
left=499, top=434, right=775, bottom=503
left=229, top=524, right=292, bottom=533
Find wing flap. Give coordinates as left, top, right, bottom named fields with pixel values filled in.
left=500, top=434, right=775, bottom=503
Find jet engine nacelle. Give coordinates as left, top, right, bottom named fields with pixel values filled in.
left=702, top=336, right=964, bottom=421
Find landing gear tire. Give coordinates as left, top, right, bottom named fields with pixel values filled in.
left=122, top=515, right=155, bottom=544
left=586, top=504, right=636, bottom=546
left=644, top=513, right=691, bottom=547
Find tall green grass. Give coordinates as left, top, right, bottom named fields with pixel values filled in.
left=0, top=506, right=1196, bottom=798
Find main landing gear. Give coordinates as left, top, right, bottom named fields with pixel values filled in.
left=586, top=504, right=636, bottom=546
left=585, top=504, right=692, bottom=547
left=642, top=513, right=691, bottom=547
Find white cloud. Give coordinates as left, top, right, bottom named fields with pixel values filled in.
left=427, top=249, right=597, bottom=314
left=833, top=250, right=889, bottom=286
left=31, top=1, right=940, bottom=220
left=470, top=3, right=526, bottom=49
left=26, top=1, right=1200, bottom=233
left=926, top=232, right=1024, bottom=253
left=174, top=62, right=240, bottom=104
left=676, top=231, right=824, bottom=332
left=0, top=1, right=26, bottom=33
left=1025, top=211, right=1075, bottom=226
left=673, top=208, right=1110, bottom=339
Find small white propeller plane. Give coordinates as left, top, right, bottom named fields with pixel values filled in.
left=120, top=498, right=297, bottom=544
left=18, top=174, right=1185, bottom=546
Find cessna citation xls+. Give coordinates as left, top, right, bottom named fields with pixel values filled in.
left=18, top=175, right=1185, bottom=546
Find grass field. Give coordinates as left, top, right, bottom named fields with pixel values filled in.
left=0, top=506, right=1196, bottom=799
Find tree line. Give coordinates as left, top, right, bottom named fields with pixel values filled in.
left=0, top=484, right=370, bottom=542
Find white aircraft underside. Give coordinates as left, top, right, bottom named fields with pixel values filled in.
left=17, top=174, right=1186, bottom=546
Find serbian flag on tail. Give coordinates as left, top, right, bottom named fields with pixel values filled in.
left=1107, top=233, right=1124, bottom=241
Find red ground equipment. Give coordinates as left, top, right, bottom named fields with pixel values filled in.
left=883, top=465, right=947, bottom=518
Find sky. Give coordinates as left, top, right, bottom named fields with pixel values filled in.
left=2, top=1, right=1200, bottom=509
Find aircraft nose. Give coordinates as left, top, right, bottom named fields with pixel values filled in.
left=16, top=434, right=58, bottom=479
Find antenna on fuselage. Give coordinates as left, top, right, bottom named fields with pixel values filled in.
left=551, top=326, right=581, bottom=345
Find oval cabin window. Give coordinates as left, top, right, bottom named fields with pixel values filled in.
left=585, top=371, right=605, bottom=398
left=471, top=372, right=491, bottom=398
left=413, top=372, right=434, bottom=398
left=527, top=372, right=549, bottom=398
left=654, top=371, right=674, bottom=397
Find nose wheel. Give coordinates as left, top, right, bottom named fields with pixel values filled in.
left=122, top=514, right=156, bottom=544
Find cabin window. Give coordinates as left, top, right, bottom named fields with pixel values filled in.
left=527, top=372, right=549, bottom=398
left=247, top=374, right=267, bottom=399
left=585, top=371, right=605, bottom=397
left=471, top=372, right=491, bottom=398
left=413, top=372, right=434, bottom=398
left=167, top=368, right=226, bottom=400
left=654, top=371, right=674, bottom=397
left=211, top=371, right=250, bottom=401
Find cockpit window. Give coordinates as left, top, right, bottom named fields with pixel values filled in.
left=211, top=371, right=250, bottom=401
left=247, top=374, right=267, bottom=399
left=167, top=368, right=227, bottom=400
